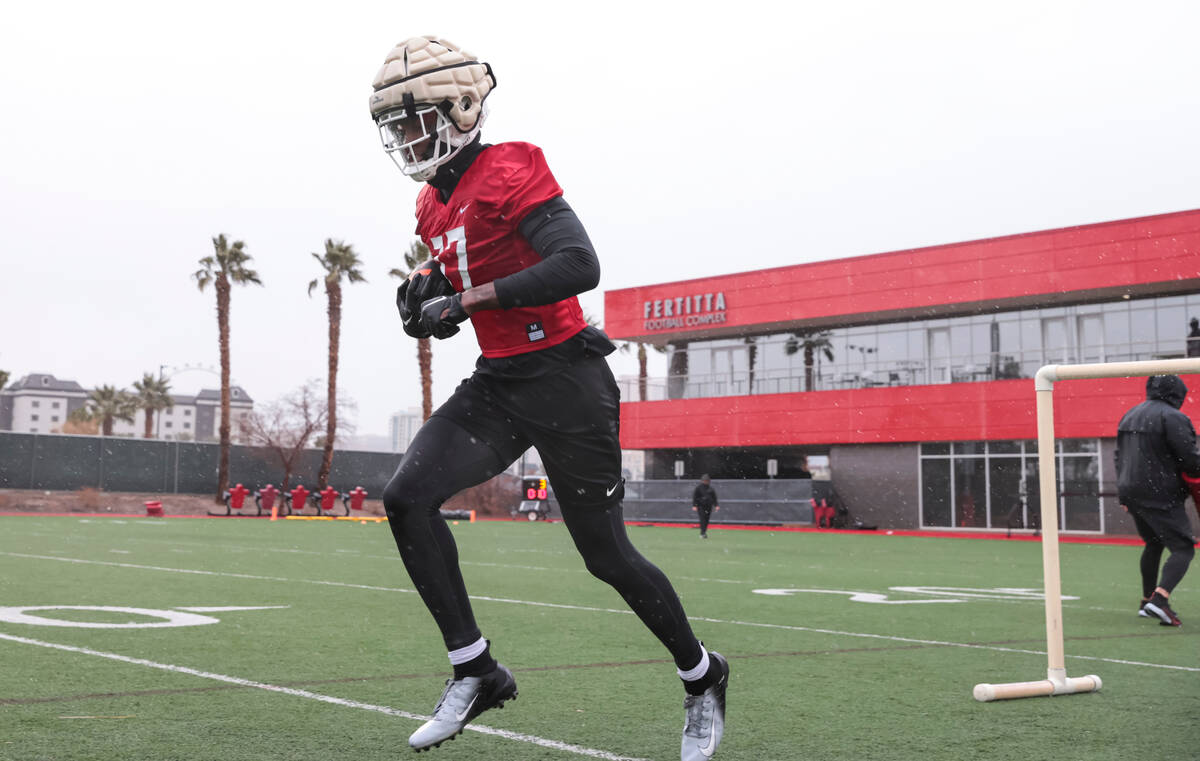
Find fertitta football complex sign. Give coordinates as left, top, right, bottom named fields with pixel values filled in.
left=643, top=292, right=727, bottom=331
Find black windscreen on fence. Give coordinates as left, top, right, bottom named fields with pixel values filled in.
left=29, top=435, right=102, bottom=491
left=0, top=432, right=402, bottom=496
left=574, top=478, right=814, bottom=525
left=99, top=438, right=172, bottom=493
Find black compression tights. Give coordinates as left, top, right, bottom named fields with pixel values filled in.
left=381, top=415, right=703, bottom=669
left=1141, top=542, right=1195, bottom=595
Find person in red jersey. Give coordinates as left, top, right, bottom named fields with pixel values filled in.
left=369, top=37, right=728, bottom=760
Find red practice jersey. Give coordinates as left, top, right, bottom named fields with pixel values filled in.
left=414, top=142, right=589, bottom=358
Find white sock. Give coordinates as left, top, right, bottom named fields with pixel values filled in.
left=676, top=647, right=710, bottom=682
left=448, top=637, right=488, bottom=665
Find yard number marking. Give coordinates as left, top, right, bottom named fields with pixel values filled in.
left=0, top=605, right=288, bottom=629
left=751, top=586, right=1080, bottom=604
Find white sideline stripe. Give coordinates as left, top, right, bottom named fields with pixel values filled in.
left=4, top=552, right=1197, bottom=675
left=0, top=632, right=647, bottom=761
left=684, top=616, right=1200, bottom=673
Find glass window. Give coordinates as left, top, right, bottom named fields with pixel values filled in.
left=1061, top=456, right=1100, bottom=531
left=1041, top=317, right=1071, bottom=363
left=921, top=459, right=952, bottom=527
left=917, top=439, right=1099, bottom=531
left=929, top=328, right=952, bottom=383
left=876, top=328, right=905, bottom=363
left=906, top=327, right=927, bottom=360
left=950, top=324, right=971, bottom=360
left=31, top=414, right=39, bottom=421
left=52, top=401, right=60, bottom=408
left=1130, top=308, right=1155, bottom=342
left=760, top=338, right=789, bottom=372
left=972, top=322, right=992, bottom=358
left=1156, top=303, right=1186, bottom=356
left=989, top=457, right=1023, bottom=528
left=637, top=292, right=1200, bottom=398
left=1103, top=308, right=1130, bottom=359
left=1023, top=458, right=1042, bottom=528
left=1020, top=319, right=1042, bottom=376
left=32, top=401, right=40, bottom=408
left=922, top=442, right=950, bottom=455
left=954, top=458, right=987, bottom=528
left=1077, top=314, right=1105, bottom=363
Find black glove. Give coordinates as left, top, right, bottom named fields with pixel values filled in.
left=396, top=263, right=453, bottom=339
left=396, top=280, right=431, bottom=339
left=419, top=293, right=469, bottom=339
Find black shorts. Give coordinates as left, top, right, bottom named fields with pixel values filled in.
left=1128, top=504, right=1197, bottom=550
left=433, top=355, right=624, bottom=509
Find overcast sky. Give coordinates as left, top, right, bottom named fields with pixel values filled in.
left=3, top=0, right=1199, bottom=438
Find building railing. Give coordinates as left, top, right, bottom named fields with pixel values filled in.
left=618, top=343, right=1184, bottom=402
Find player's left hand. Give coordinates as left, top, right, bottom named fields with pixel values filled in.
left=419, top=293, right=469, bottom=339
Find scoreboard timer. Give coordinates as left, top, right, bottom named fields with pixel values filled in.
left=523, top=477, right=548, bottom=501
left=517, top=476, right=552, bottom=521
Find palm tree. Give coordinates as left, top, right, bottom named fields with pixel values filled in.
left=619, top=341, right=668, bottom=401
left=309, top=238, right=367, bottom=490
left=193, top=234, right=262, bottom=503
left=132, top=372, right=173, bottom=438
left=785, top=329, right=835, bottom=391
left=388, top=240, right=436, bottom=421
left=81, top=385, right=137, bottom=436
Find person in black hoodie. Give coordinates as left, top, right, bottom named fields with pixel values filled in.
left=1115, top=374, right=1200, bottom=626
left=691, top=475, right=720, bottom=538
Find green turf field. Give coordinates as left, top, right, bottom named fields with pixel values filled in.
left=1, top=515, right=1197, bottom=761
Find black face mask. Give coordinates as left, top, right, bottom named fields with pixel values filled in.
left=429, top=136, right=487, bottom=202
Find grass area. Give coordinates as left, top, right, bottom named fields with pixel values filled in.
left=1, top=515, right=1197, bottom=760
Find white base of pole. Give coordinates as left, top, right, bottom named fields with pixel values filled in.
left=973, top=674, right=1101, bottom=702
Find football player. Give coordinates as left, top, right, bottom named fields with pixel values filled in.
left=370, top=37, right=729, bottom=760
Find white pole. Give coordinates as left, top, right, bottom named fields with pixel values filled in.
left=1035, top=385, right=1067, bottom=685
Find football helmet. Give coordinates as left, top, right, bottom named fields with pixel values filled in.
left=370, top=37, right=496, bottom=181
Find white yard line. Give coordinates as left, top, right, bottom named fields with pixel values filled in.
left=0, top=632, right=645, bottom=761
left=2, top=551, right=1196, bottom=675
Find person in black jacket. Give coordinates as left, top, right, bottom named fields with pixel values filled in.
left=691, top=475, right=720, bottom=538
left=1115, top=375, right=1200, bottom=627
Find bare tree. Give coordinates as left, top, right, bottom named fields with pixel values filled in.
left=240, top=381, right=357, bottom=493
left=239, top=382, right=325, bottom=494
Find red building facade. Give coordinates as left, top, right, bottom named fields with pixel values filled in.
left=603, top=209, right=1200, bottom=534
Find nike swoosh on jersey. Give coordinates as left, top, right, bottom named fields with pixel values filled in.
left=606, top=482, right=620, bottom=497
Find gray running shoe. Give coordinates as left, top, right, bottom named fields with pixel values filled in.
left=408, top=664, right=517, bottom=752
left=681, top=652, right=729, bottom=761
